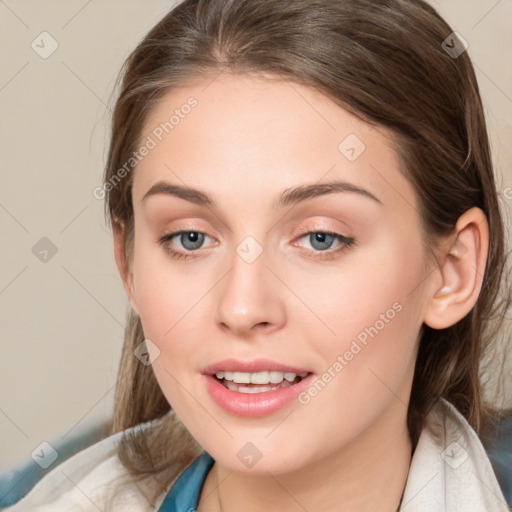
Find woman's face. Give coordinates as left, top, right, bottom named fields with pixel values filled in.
left=125, top=73, right=436, bottom=473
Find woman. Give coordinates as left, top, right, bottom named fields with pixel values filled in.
left=6, top=0, right=510, bottom=510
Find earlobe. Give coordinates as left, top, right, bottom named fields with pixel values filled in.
left=423, top=207, right=489, bottom=330
left=112, top=220, right=139, bottom=315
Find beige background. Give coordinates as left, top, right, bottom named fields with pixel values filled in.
left=1, top=0, right=511, bottom=472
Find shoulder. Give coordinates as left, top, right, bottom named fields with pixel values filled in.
left=400, top=398, right=509, bottom=511
left=2, top=417, right=170, bottom=512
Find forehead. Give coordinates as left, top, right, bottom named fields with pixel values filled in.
left=132, top=73, right=416, bottom=216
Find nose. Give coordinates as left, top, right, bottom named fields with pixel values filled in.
left=214, top=242, right=286, bottom=337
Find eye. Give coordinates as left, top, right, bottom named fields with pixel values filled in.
left=158, top=230, right=214, bottom=260
left=294, top=230, right=355, bottom=258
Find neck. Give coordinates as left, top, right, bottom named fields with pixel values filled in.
left=198, top=398, right=412, bottom=512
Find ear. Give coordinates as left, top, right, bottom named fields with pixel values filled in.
left=112, top=219, right=139, bottom=315
left=423, top=207, right=489, bottom=329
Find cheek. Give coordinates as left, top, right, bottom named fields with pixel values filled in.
left=129, top=230, right=225, bottom=394
left=131, top=229, right=203, bottom=337
left=296, top=231, right=425, bottom=350
left=297, top=237, right=426, bottom=420
left=130, top=242, right=207, bottom=410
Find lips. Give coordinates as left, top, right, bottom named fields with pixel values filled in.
left=202, top=358, right=312, bottom=375
left=202, top=358, right=315, bottom=417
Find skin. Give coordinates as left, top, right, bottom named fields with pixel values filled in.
left=113, top=73, right=489, bottom=512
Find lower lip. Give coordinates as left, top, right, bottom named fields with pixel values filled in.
left=204, top=373, right=315, bottom=417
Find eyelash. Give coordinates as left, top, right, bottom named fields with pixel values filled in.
left=157, top=229, right=355, bottom=261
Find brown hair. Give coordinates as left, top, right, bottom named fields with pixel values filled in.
left=102, top=0, right=510, bottom=504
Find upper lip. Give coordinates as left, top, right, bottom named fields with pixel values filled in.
left=202, top=358, right=312, bottom=375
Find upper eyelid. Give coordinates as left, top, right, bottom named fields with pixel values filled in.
left=161, top=227, right=348, bottom=239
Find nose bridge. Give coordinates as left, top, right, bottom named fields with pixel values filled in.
left=214, top=234, right=285, bottom=335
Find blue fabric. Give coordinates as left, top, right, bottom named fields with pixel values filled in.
left=158, top=451, right=215, bottom=512
left=484, top=414, right=512, bottom=507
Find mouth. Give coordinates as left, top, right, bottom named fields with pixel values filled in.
left=202, top=359, right=315, bottom=417
left=213, top=370, right=310, bottom=394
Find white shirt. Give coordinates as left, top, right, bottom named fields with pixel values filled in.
left=4, top=399, right=509, bottom=511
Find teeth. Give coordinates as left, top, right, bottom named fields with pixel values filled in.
left=224, top=379, right=294, bottom=393
left=215, top=370, right=308, bottom=385
left=269, top=371, right=284, bottom=384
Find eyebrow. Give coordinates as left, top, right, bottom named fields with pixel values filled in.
left=141, top=180, right=382, bottom=208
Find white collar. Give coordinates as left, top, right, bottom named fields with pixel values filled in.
left=400, top=398, right=508, bottom=511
